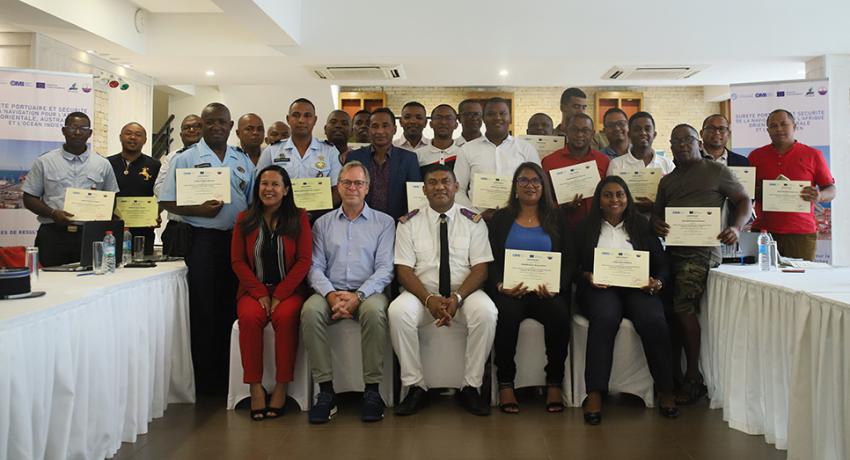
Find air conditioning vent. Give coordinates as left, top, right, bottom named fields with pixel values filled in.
left=603, top=66, right=705, bottom=80
left=311, top=65, right=406, bottom=80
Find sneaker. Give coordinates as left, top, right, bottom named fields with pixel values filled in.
left=308, top=391, right=337, bottom=424
left=360, top=389, right=385, bottom=422
left=394, top=386, right=428, bottom=416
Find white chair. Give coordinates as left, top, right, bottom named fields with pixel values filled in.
left=226, top=320, right=310, bottom=411
left=569, top=314, right=656, bottom=407
left=416, top=322, right=468, bottom=391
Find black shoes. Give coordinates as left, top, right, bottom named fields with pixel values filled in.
left=583, top=411, right=602, bottom=425
left=361, top=389, right=385, bottom=422
left=308, top=391, right=338, bottom=424
left=659, top=405, right=680, bottom=419
left=395, top=386, right=428, bottom=416
left=458, top=386, right=490, bottom=416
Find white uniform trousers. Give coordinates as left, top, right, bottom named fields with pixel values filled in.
left=388, top=289, right=497, bottom=389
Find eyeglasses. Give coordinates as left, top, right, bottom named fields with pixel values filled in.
left=670, top=136, right=699, bottom=145
left=702, top=126, right=729, bottom=133
left=339, top=179, right=368, bottom=189
left=604, top=121, right=628, bottom=129
left=515, top=177, right=542, bottom=187
left=63, top=126, right=92, bottom=134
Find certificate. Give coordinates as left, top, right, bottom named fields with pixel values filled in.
left=115, top=196, right=158, bottom=227
left=593, top=248, right=650, bottom=288
left=406, top=182, right=427, bottom=212
left=665, top=207, right=721, bottom=247
left=63, top=188, right=115, bottom=221
left=620, top=168, right=663, bottom=200
left=518, top=135, right=564, bottom=160
left=503, top=249, right=562, bottom=293
left=729, top=166, right=756, bottom=197
left=549, top=161, right=600, bottom=204
left=291, top=177, right=333, bottom=211
left=762, top=180, right=810, bottom=213
left=175, top=167, right=231, bottom=206
left=472, top=173, right=511, bottom=209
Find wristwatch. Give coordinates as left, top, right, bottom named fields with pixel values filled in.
left=452, top=291, right=464, bottom=306
left=355, top=290, right=366, bottom=303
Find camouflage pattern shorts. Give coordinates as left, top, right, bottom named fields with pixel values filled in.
left=670, top=251, right=718, bottom=314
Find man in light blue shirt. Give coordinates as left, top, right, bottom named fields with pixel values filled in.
left=301, top=161, right=395, bottom=424
left=22, top=111, right=119, bottom=266
left=158, top=102, right=254, bottom=395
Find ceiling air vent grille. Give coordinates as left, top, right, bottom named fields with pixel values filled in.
left=603, top=66, right=705, bottom=80
left=311, top=65, right=406, bottom=80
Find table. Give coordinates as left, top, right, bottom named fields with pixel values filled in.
left=0, top=262, right=195, bottom=460
left=702, top=264, right=850, bottom=460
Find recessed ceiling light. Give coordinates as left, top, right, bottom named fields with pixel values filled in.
left=122, top=64, right=131, bottom=69
left=205, top=70, right=215, bottom=76
left=499, top=69, right=509, bottom=77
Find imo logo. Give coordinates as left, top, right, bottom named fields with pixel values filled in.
left=805, top=87, right=815, bottom=96
left=818, top=87, right=828, bottom=95
left=754, top=92, right=768, bottom=98
left=9, top=80, right=25, bottom=87
left=68, top=83, right=78, bottom=92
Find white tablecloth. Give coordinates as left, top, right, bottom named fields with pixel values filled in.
left=0, top=262, right=195, bottom=460
left=702, top=264, right=850, bottom=459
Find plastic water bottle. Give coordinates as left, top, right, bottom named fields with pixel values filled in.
left=757, top=230, right=771, bottom=272
left=122, top=228, right=133, bottom=267
left=103, top=230, right=117, bottom=274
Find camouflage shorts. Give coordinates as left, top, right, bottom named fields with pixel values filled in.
left=670, top=252, right=717, bottom=315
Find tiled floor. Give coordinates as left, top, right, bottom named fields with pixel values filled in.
left=113, top=391, right=787, bottom=460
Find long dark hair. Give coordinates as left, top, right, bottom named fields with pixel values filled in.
left=239, top=165, right=301, bottom=239
left=504, top=162, right=560, bottom=239
left=585, top=175, right=648, bottom=247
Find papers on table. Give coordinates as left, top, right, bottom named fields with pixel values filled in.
left=115, top=197, right=158, bottom=227
left=175, top=167, right=231, bottom=206
left=472, top=173, right=512, bottom=209
left=518, top=135, right=565, bottom=160
left=63, top=188, right=115, bottom=221
left=665, top=207, right=721, bottom=247
left=291, top=177, right=333, bottom=211
left=406, top=182, right=427, bottom=212
left=503, top=249, right=562, bottom=293
left=619, top=168, right=663, bottom=200
left=762, top=180, right=810, bottom=213
left=729, top=166, right=756, bottom=197
left=549, top=161, right=600, bottom=204
left=593, top=248, right=650, bottom=289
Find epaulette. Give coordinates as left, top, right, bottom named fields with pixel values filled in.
left=459, top=208, right=482, bottom=223
left=398, top=208, right=420, bottom=224
left=175, top=146, right=189, bottom=154
left=270, top=139, right=283, bottom=146
left=233, top=145, right=244, bottom=153
left=321, top=139, right=334, bottom=145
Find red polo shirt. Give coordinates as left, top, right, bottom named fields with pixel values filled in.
left=542, top=146, right=609, bottom=229
left=748, top=141, right=834, bottom=234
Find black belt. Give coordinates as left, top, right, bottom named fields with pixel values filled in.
left=188, top=225, right=232, bottom=235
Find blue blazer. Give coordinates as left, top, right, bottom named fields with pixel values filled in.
left=726, top=149, right=749, bottom=167
left=346, top=145, right=422, bottom=220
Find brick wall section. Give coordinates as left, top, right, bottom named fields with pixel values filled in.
left=93, top=89, right=109, bottom=157
left=343, top=85, right=721, bottom=153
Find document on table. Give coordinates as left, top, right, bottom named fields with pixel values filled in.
left=620, top=168, right=663, bottom=200
left=549, top=161, right=600, bottom=204
left=472, top=173, right=512, bottom=209
left=518, top=135, right=565, bottom=160
left=503, top=249, right=562, bottom=293
left=175, top=167, right=231, bottom=206
left=63, top=188, right=115, bottom=221
left=406, top=182, right=427, bottom=212
left=728, top=166, right=756, bottom=197
left=115, top=197, right=158, bottom=227
left=593, top=248, right=650, bottom=289
left=665, top=207, right=721, bottom=247
left=762, top=180, right=810, bottom=213
left=291, top=177, right=333, bottom=211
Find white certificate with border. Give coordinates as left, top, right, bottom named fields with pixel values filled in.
left=503, top=249, right=562, bottom=293
left=762, top=180, right=810, bottom=213
left=620, top=168, right=663, bottom=200
left=406, top=182, right=427, bottom=212
left=291, top=177, right=333, bottom=211
left=518, top=135, right=564, bottom=160
left=549, top=161, right=599, bottom=204
left=593, top=248, right=650, bottom=288
left=63, top=188, right=115, bottom=221
left=472, top=173, right=512, bottom=209
left=115, top=196, right=158, bottom=227
left=729, top=166, right=756, bottom=197
left=176, top=167, right=231, bottom=206
left=665, top=207, right=721, bottom=247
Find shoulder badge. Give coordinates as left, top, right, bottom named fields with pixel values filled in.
left=270, top=139, right=283, bottom=146
left=321, top=139, right=334, bottom=145
left=398, top=208, right=420, bottom=224
left=233, top=145, right=244, bottom=153
left=459, top=208, right=482, bottom=223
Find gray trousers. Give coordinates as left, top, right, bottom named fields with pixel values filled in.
left=300, top=293, right=389, bottom=385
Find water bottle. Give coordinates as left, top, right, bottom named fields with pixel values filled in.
left=757, top=230, right=771, bottom=272
left=122, top=228, right=133, bottom=267
left=103, top=230, right=117, bottom=274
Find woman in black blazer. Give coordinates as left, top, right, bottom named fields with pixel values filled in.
left=575, top=175, right=678, bottom=425
left=488, top=162, right=574, bottom=414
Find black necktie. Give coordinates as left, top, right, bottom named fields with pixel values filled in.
left=439, top=213, right=450, bottom=297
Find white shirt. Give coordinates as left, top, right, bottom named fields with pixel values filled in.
left=706, top=149, right=727, bottom=165
left=153, top=149, right=184, bottom=222
left=393, top=136, right=430, bottom=151
left=416, top=141, right=462, bottom=167
left=454, top=135, right=541, bottom=209
left=597, top=220, right=633, bottom=250
left=606, top=151, right=675, bottom=177
left=394, top=203, right=493, bottom=293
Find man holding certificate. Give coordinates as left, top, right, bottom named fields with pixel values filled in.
left=390, top=165, right=497, bottom=416
left=23, top=112, right=119, bottom=266
left=651, top=124, right=751, bottom=406
left=159, top=102, right=255, bottom=395
left=748, top=109, right=836, bottom=260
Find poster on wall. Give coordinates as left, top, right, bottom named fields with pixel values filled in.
left=730, top=79, right=831, bottom=262
left=0, top=68, right=93, bottom=247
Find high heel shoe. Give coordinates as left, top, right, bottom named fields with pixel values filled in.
left=249, top=386, right=268, bottom=422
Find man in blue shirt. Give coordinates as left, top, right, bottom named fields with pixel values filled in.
left=301, top=161, right=395, bottom=424
left=158, top=102, right=254, bottom=395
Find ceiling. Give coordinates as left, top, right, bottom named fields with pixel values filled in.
left=2, top=0, right=847, bottom=88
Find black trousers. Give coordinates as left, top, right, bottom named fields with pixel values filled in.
left=493, top=292, right=571, bottom=385
left=34, top=223, right=82, bottom=267
left=580, top=287, right=674, bottom=393
left=185, top=226, right=238, bottom=394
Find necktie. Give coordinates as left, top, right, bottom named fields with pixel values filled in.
left=439, top=213, right=450, bottom=297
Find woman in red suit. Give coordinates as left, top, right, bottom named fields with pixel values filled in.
left=231, top=165, right=312, bottom=420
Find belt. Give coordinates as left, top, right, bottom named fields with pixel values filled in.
left=188, top=225, right=232, bottom=235
left=44, top=223, right=80, bottom=233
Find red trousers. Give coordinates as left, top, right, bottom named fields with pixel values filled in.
left=237, top=293, right=304, bottom=383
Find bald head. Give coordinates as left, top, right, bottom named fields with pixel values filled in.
left=236, top=113, right=265, bottom=151
left=526, top=113, right=554, bottom=135
left=265, top=121, right=290, bottom=145
left=325, top=110, right=352, bottom=146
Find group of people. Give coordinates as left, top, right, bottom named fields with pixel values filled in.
left=21, top=87, right=835, bottom=428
